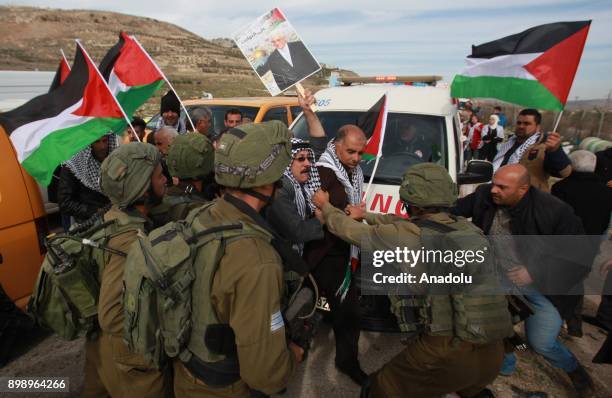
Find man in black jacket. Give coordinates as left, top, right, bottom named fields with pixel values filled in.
left=552, top=150, right=612, bottom=337
left=595, top=147, right=612, bottom=188
left=552, top=150, right=612, bottom=236
left=58, top=134, right=116, bottom=225
left=451, top=164, right=594, bottom=397
left=257, top=30, right=319, bottom=92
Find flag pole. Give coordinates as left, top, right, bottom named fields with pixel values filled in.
left=364, top=94, right=389, bottom=202
left=130, top=36, right=196, bottom=132
left=60, top=49, right=71, bottom=71
left=552, top=110, right=564, bottom=133
left=75, top=40, right=140, bottom=142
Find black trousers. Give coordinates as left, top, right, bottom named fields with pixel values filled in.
left=312, top=253, right=361, bottom=366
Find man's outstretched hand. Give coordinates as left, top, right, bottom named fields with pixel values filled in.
left=544, top=132, right=562, bottom=152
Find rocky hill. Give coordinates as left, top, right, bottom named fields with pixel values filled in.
left=0, top=6, right=353, bottom=114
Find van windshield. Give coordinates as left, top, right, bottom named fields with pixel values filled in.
left=292, top=111, right=447, bottom=185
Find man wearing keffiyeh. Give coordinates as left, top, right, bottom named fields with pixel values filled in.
left=57, top=133, right=118, bottom=224
left=491, top=108, right=571, bottom=192
left=266, top=137, right=325, bottom=255
left=303, top=122, right=368, bottom=386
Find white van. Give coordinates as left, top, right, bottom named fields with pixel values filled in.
left=290, top=78, right=491, bottom=215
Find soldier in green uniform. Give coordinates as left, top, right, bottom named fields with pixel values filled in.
left=172, top=121, right=303, bottom=397
left=312, top=163, right=513, bottom=398
left=83, top=142, right=171, bottom=398
left=149, top=132, right=217, bottom=226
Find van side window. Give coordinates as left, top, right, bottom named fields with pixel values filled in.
left=290, top=106, right=302, bottom=120
left=262, top=107, right=288, bottom=125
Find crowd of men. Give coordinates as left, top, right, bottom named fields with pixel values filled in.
left=36, top=88, right=612, bottom=398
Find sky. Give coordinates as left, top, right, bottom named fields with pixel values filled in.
left=3, top=0, right=612, bottom=100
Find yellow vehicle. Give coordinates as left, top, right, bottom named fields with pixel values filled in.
left=0, top=126, right=48, bottom=309
left=146, top=96, right=301, bottom=136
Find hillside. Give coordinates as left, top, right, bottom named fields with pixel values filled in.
left=0, top=6, right=352, bottom=114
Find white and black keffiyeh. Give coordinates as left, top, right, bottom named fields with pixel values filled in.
left=492, top=132, right=541, bottom=171
left=316, top=140, right=364, bottom=205
left=63, top=133, right=118, bottom=193
left=284, top=138, right=321, bottom=220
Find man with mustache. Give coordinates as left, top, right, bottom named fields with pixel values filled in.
left=266, top=90, right=327, bottom=253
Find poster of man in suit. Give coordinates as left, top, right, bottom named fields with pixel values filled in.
left=233, top=8, right=321, bottom=96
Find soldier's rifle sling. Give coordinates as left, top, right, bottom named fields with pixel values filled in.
left=58, top=236, right=127, bottom=257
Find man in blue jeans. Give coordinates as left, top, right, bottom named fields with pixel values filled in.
left=451, top=164, right=594, bottom=398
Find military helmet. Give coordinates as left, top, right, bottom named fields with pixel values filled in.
left=100, top=142, right=161, bottom=208
left=399, top=163, right=457, bottom=208
left=214, top=120, right=291, bottom=188
left=167, top=133, right=214, bottom=179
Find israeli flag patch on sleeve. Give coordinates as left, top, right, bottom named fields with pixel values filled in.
left=270, top=310, right=284, bottom=332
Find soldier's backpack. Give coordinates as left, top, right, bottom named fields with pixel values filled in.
left=389, top=216, right=513, bottom=345
left=28, top=216, right=137, bottom=340
left=123, top=203, right=273, bottom=375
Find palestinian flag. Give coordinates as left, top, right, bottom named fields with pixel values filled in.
left=0, top=42, right=127, bottom=185
left=98, top=32, right=165, bottom=116
left=451, top=21, right=591, bottom=110
left=358, top=94, right=388, bottom=160
left=48, top=52, right=71, bottom=92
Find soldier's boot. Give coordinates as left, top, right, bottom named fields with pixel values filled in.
left=567, top=362, right=594, bottom=398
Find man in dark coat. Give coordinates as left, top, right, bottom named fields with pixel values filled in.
left=266, top=90, right=326, bottom=252
left=58, top=134, right=116, bottom=224
left=551, top=150, right=612, bottom=337
left=451, top=164, right=594, bottom=397
left=552, top=150, right=612, bottom=236
left=257, top=31, right=319, bottom=92
left=592, top=238, right=612, bottom=364
left=595, top=147, right=612, bottom=187
left=303, top=124, right=368, bottom=386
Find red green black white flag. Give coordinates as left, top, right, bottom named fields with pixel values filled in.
left=451, top=21, right=591, bottom=110
left=0, top=42, right=127, bottom=185
left=48, top=51, right=71, bottom=92
left=98, top=32, right=165, bottom=117
left=358, top=94, right=388, bottom=161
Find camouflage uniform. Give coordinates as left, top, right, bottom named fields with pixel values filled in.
left=83, top=143, right=172, bottom=398
left=320, top=164, right=513, bottom=398
left=173, top=122, right=297, bottom=397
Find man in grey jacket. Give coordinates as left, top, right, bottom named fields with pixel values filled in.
left=266, top=89, right=327, bottom=252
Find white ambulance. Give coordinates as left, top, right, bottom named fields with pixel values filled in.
left=290, top=76, right=491, bottom=215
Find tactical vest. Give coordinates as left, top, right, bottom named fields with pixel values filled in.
left=28, top=215, right=139, bottom=340
left=389, top=216, right=513, bottom=345
left=123, top=203, right=273, bottom=385
left=149, top=184, right=208, bottom=227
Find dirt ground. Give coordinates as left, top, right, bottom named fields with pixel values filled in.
left=1, top=297, right=610, bottom=398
